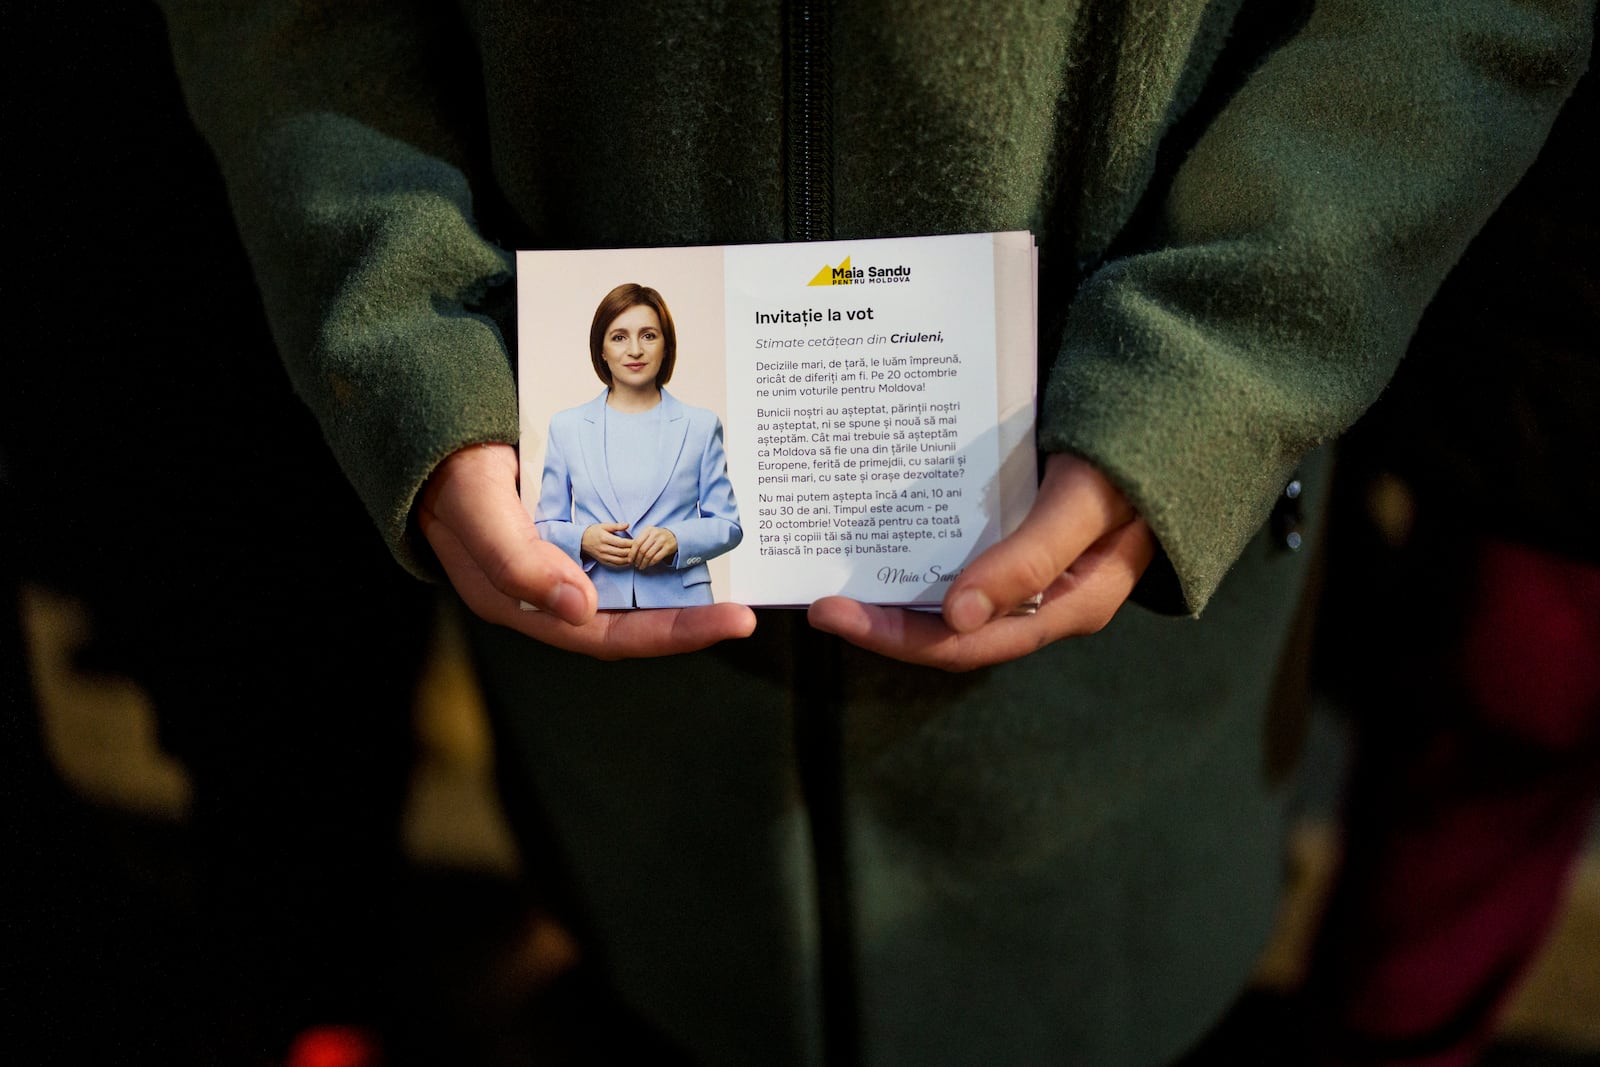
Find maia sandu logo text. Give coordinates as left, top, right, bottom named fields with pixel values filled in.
left=807, top=255, right=913, bottom=286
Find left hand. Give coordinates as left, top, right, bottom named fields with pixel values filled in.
left=630, top=525, right=679, bottom=569
left=807, top=452, right=1155, bottom=671
left=418, top=443, right=755, bottom=659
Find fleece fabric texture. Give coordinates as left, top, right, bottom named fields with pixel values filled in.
left=161, top=0, right=1590, bottom=615
left=157, top=3, right=1592, bottom=1066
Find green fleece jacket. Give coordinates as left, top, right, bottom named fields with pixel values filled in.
left=160, top=0, right=1590, bottom=614
left=158, top=4, right=1592, bottom=1066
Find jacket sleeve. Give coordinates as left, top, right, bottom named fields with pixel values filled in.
left=670, top=416, right=744, bottom=569
left=1038, top=0, right=1594, bottom=614
left=158, top=0, right=516, bottom=578
left=532, top=418, right=591, bottom=571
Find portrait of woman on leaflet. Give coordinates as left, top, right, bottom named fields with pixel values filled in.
left=535, top=283, right=742, bottom=609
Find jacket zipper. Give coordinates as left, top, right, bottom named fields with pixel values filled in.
left=783, top=5, right=855, bottom=1065
left=784, top=0, right=833, bottom=242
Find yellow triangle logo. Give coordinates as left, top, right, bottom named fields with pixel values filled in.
left=808, top=255, right=851, bottom=286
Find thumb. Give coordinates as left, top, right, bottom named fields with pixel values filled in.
left=420, top=444, right=596, bottom=624
left=943, top=453, right=1135, bottom=633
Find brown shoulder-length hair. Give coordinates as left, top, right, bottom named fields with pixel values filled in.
left=588, top=283, right=677, bottom=388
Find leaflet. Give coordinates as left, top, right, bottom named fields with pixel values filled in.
left=517, top=232, right=1037, bottom=609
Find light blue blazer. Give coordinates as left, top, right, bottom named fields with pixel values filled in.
left=535, top=389, right=742, bottom=609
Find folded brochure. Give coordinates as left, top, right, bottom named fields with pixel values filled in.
left=518, top=231, right=1037, bottom=609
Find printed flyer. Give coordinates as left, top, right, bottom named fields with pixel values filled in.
left=517, top=232, right=1037, bottom=609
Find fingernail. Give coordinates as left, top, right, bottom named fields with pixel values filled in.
left=544, top=582, right=587, bottom=622
left=946, top=589, right=994, bottom=633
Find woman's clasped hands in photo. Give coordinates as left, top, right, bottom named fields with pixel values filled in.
left=578, top=522, right=678, bottom=571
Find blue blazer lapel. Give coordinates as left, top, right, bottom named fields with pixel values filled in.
left=578, top=392, right=627, bottom=525
left=636, top=389, right=691, bottom=526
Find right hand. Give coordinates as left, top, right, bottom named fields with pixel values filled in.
left=581, top=522, right=634, bottom=567
left=417, top=443, right=756, bottom=659
left=808, top=452, right=1153, bottom=671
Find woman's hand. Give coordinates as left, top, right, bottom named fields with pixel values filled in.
left=581, top=522, right=634, bottom=568
left=418, top=444, right=756, bottom=659
left=630, top=526, right=678, bottom=569
left=807, top=452, right=1155, bottom=671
